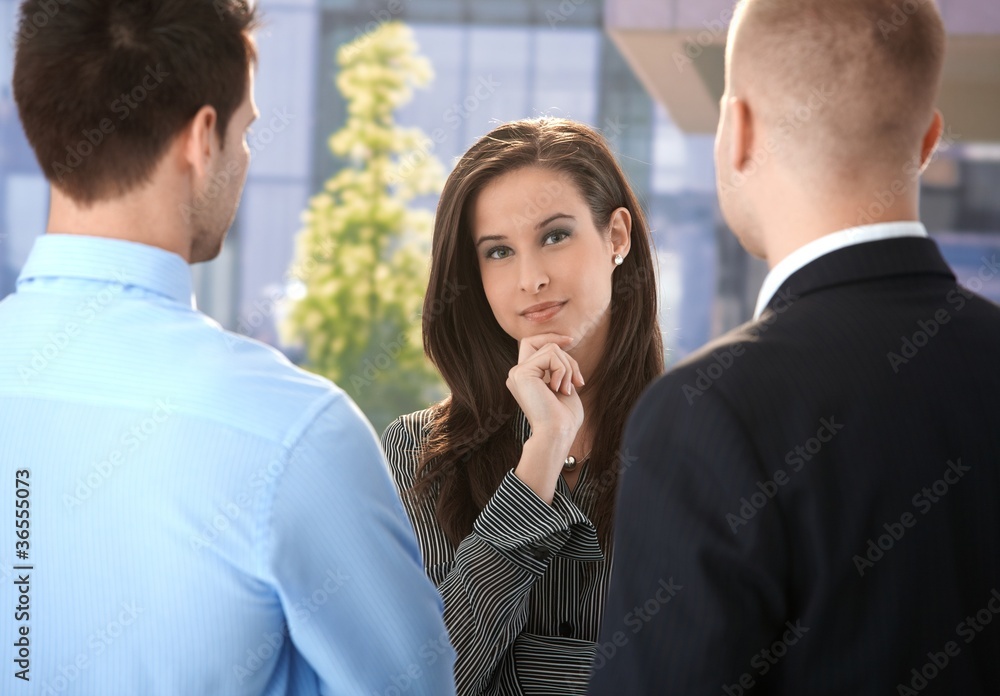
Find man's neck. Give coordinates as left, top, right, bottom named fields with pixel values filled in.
left=762, top=206, right=921, bottom=270
left=47, top=187, right=191, bottom=261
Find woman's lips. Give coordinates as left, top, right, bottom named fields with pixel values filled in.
left=521, top=301, right=567, bottom=323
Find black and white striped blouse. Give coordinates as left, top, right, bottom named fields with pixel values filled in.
left=382, top=408, right=612, bottom=696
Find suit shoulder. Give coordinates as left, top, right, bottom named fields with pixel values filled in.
left=661, top=307, right=814, bottom=386
left=657, top=322, right=757, bottom=384
left=636, top=318, right=792, bottom=426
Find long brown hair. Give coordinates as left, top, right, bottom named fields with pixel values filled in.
left=412, top=117, right=663, bottom=548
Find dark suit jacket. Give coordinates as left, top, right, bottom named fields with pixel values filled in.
left=589, top=237, right=1000, bottom=695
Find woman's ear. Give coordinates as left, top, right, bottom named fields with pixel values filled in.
left=609, top=207, right=632, bottom=259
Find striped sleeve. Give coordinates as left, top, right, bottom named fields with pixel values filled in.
left=382, top=412, right=593, bottom=695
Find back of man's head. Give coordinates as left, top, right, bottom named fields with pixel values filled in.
left=13, top=0, right=259, bottom=206
left=728, top=0, right=946, bottom=181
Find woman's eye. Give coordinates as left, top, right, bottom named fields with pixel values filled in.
left=487, top=246, right=512, bottom=260
left=544, top=229, right=570, bottom=245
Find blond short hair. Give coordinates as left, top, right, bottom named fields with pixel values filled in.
left=728, top=0, right=946, bottom=174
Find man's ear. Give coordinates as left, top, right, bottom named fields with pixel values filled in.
left=728, top=96, right=755, bottom=174
left=609, top=207, right=632, bottom=259
left=918, top=109, right=944, bottom=173
left=182, top=106, right=220, bottom=183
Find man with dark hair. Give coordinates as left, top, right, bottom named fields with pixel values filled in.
left=592, top=0, right=1000, bottom=694
left=0, top=2, right=455, bottom=694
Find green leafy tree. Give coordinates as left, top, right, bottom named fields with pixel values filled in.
left=282, top=22, right=446, bottom=432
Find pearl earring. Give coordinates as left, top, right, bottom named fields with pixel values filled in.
left=614, top=254, right=624, bottom=266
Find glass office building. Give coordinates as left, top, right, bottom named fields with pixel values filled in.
left=1, top=0, right=998, bottom=366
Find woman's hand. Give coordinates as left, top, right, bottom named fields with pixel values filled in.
left=506, top=333, right=585, bottom=437
left=506, top=334, right=586, bottom=503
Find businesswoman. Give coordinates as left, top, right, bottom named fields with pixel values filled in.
left=382, top=117, right=664, bottom=695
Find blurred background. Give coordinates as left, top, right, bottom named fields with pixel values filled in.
left=1, top=0, right=998, bottom=429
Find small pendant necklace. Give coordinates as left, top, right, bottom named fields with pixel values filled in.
left=563, top=449, right=592, bottom=472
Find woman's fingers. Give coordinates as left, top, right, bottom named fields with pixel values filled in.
left=517, top=333, right=575, bottom=363
left=513, top=334, right=588, bottom=396
left=565, top=352, right=584, bottom=388
left=537, top=344, right=574, bottom=395
left=543, top=343, right=581, bottom=394
left=513, top=342, right=575, bottom=395
left=552, top=356, right=573, bottom=394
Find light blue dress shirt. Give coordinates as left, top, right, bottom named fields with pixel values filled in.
left=0, top=234, right=456, bottom=696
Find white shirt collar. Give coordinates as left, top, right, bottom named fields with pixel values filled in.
left=753, top=221, right=929, bottom=319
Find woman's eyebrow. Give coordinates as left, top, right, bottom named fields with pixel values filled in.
left=474, top=214, right=576, bottom=248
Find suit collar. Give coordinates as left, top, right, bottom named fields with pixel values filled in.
left=764, top=237, right=955, bottom=316
left=755, top=222, right=929, bottom=318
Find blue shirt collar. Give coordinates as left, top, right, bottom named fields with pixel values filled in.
left=17, top=234, right=195, bottom=308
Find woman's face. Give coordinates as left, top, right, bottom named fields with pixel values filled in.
left=471, top=165, right=631, bottom=351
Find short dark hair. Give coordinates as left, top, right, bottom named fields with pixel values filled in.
left=13, top=0, right=259, bottom=204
